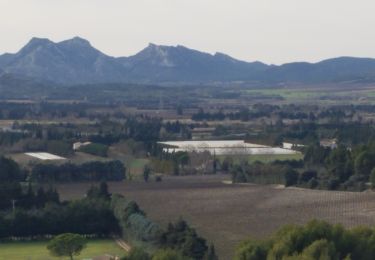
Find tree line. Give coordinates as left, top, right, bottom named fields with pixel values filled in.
left=0, top=183, right=118, bottom=239
left=231, top=139, right=375, bottom=191
left=31, top=160, right=126, bottom=182
left=111, top=195, right=215, bottom=260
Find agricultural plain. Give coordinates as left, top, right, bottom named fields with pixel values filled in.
left=57, top=175, right=375, bottom=260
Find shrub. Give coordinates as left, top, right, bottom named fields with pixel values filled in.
left=152, top=249, right=189, bottom=260
left=122, top=247, right=150, bottom=260
left=284, top=169, right=298, bottom=187
left=370, top=168, right=375, bottom=188
left=307, top=177, right=319, bottom=189
left=79, top=143, right=109, bottom=157
left=299, top=170, right=317, bottom=183
left=234, top=220, right=375, bottom=260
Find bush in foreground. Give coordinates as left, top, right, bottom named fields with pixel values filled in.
left=234, top=220, right=375, bottom=260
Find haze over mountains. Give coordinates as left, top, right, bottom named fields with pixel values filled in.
left=1, top=37, right=375, bottom=86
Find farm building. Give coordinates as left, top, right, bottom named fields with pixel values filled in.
left=73, top=141, right=92, bottom=150
left=25, top=152, right=66, bottom=161
left=158, top=140, right=300, bottom=156
left=282, top=142, right=305, bottom=149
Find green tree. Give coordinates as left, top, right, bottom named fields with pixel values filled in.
left=47, top=233, right=87, bottom=260
left=204, top=244, right=218, bottom=260
left=234, top=239, right=268, bottom=260
left=370, top=168, right=375, bottom=188
left=234, top=220, right=375, bottom=260
left=354, top=151, right=375, bottom=175
left=122, top=247, right=150, bottom=260
left=300, top=239, right=337, bottom=260
left=143, top=166, right=151, bottom=182
left=152, top=249, right=190, bottom=260
left=284, top=168, right=298, bottom=187
left=160, top=219, right=208, bottom=259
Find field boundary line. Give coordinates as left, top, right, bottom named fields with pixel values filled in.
left=115, top=238, right=131, bottom=252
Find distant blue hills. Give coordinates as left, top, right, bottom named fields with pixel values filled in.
left=1, top=37, right=375, bottom=85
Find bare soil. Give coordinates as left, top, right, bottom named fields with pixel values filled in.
left=57, top=175, right=375, bottom=260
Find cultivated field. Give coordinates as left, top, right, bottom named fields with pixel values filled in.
left=57, top=175, right=375, bottom=260
left=0, top=239, right=126, bottom=260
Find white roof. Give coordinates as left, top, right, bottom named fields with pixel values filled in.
left=25, top=152, right=66, bottom=160
left=158, top=140, right=268, bottom=149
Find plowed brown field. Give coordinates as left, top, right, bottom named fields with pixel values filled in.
left=57, top=175, right=375, bottom=260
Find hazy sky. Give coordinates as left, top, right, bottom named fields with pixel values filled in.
left=1, top=0, right=375, bottom=64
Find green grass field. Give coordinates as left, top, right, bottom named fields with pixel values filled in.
left=219, top=153, right=303, bottom=164
left=247, top=153, right=303, bottom=163
left=0, top=239, right=126, bottom=260
left=246, top=87, right=375, bottom=105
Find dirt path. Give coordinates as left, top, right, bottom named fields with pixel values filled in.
left=115, top=239, right=131, bottom=252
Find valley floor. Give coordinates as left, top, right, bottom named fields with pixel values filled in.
left=57, top=175, right=375, bottom=260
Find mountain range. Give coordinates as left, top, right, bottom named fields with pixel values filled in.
left=1, top=37, right=375, bottom=85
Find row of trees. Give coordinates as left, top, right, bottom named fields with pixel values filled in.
left=231, top=161, right=300, bottom=187
left=0, top=156, right=60, bottom=210
left=190, top=104, right=362, bottom=123
left=31, top=160, right=126, bottom=182
left=111, top=195, right=162, bottom=243
left=0, top=192, right=118, bottom=238
left=123, top=246, right=217, bottom=260
left=302, top=142, right=375, bottom=191
left=231, top=139, right=375, bottom=191
left=111, top=195, right=214, bottom=260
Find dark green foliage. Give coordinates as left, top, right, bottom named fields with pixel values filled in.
left=299, top=170, right=317, bottom=183
left=46, top=140, right=73, bottom=156
left=111, top=195, right=162, bottom=244
left=0, top=132, right=28, bottom=146
left=121, top=247, right=150, bottom=260
left=204, top=244, right=218, bottom=260
left=0, top=156, right=23, bottom=182
left=79, top=143, right=109, bottom=157
left=234, top=220, right=375, bottom=260
left=0, top=157, right=61, bottom=210
left=143, top=166, right=151, bottom=182
left=326, top=146, right=353, bottom=181
left=284, top=168, right=298, bottom=187
left=354, top=150, right=375, bottom=176
left=0, top=182, right=22, bottom=210
left=233, top=140, right=375, bottom=191
left=31, top=160, right=126, bottom=182
left=231, top=163, right=296, bottom=186
left=47, top=233, right=87, bottom=260
left=307, top=177, right=319, bottom=189
left=304, top=145, right=330, bottom=165
left=153, top=249, right=191, bottom=260
left=235, top=239, right=269, bottom=260
left=159, top=219, right=208, bottom=260
left=171, top=151, right=190, bottom=176
left=370, top=168, right=375, bottom=188
left=192, top=109, right=225, bottom=121
left=86, top=181, right=111, bottom=200
left=0, top=185, right=118, bottom=238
